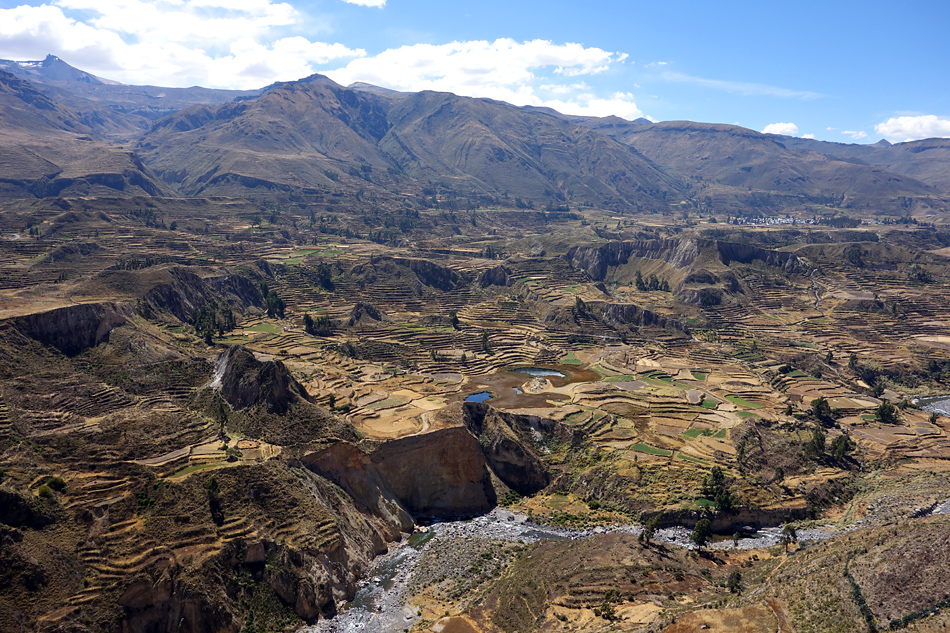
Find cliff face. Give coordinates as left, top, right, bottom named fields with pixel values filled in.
left=564, top=238, right=803, bottom=281
left=11, top=301, right=133, bottom=355
left=477, top=265, right=513, bottom=288
left=564, top=239, right=702, bottom=280
left=143, top=266, right=263, bottom=323
left=349, top=256, right=466, bottom=293
left=588, top=301, right=690, bottom=333
left=215, top=345, right=313, bottom=414
left=303, top=442, right=414, bottom=535
left=304, top=427, right=496, bottom=520
left=715, top=241, right=802, bottom=272
left=461, top=403, right=570, bottom=496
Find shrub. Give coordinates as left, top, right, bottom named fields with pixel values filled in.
left=37, top=484, right=53, bottom=498
left=46, top=476, right=67, bottom=492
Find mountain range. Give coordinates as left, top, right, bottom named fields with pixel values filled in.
left=2, top=55, right=948, bottom=216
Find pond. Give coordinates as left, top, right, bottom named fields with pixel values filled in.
left=510, top=367, right=567, bottom=378
left=465, top=391, right=492, bottom=403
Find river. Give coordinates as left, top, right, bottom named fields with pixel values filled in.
left=299, top=507, right=855, bottom=633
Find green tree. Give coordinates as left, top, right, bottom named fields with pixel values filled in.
left=639, top=515, right=660, bottom=547
left=780, top=524, right=797, bottom=554
left=265, top=291, right=286, bottom=319
left=691, top=518, right=712, bottom=551
left=876, top=400, right=898, bottom=423
left=727, top=569, right=742, bottom=593
left=831, top=434, right=852, bottom=460
left=806, top=426, right=826, bottom=457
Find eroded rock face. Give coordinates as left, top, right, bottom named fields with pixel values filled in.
left=143, top=266, right=263, bottom=323
left=590, top=301, right=690, bottom=333
left=216, top=345, right=312, bottom=414
left=372, top=427, right=496, bottom=516
left=11, top=301, right=133, bottom=355
left=349, top=256, right=464, bottom=292
left=304, top=427, right=497, bottom=520
left=303, top=443, right=414, bottom=534
left=565, top=239, right=702, bottom=280
left=564, top=238, right=803, bottom=281
left=463, top=403, right=573, bottom=496
left=347, top=301, right=385, bottom=327
left=477, top=264, right=513, bottom=288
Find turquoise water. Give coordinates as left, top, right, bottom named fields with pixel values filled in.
left=510, top=367, right=566, bottom=378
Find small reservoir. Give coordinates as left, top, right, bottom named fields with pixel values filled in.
left=510, top=367, right=566, bottom=378
left=465, top=391, right=492, bottom=403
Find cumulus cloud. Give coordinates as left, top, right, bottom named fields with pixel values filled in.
left=325, top=39, right=643, bottom=119
left=0, top=5, right=644, bottom=119
left=802, top=133, right=815, bottom=139
left=762, top=122, right=799, bottom=136
left=339, top=0, right=385, bottom=6
left=875, top=115, right=950, bottom=141
left=0, top=1, right=363, bottom=88
left=842, top=130, right=867, bottom=140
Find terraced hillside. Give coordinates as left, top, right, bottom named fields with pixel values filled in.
left=0, top=193, right=949, bottom=633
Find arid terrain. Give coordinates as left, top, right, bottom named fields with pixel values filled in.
left=1, top=56, right=950, bottom=633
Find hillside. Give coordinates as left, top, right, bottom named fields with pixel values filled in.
left=0, top=55, right=259, bottom=133
left=778, top=135, right=950, bottom=190
left=579, top=118, right=948, bottom=215
left=135, top=75, right=682, bottom=209
left=0, top=71, right=172, bottom=198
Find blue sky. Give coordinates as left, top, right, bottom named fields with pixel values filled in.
left=2, top=0, right=949, bottom=142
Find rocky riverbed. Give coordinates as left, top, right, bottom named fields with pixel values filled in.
left=299, top=507, right=856, bottom=633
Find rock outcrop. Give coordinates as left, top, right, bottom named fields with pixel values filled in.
left=305, top=427, right=497, bottom=520
left=477, top=265, right=513, bottom=288
left=564, top=238, right=803, bottom=281
left=349, top=257, right=465, bottom=292
left=215, top=345, right=312, bottom=414
left=142, top=266, right=263, bottom=323
left=11, top=301, right=133, bottom=355
left=462, top=404, right=559, bottom=496
left=347, top=301, right=386, bottom=327
left=588, top=301, right=691, bottom=333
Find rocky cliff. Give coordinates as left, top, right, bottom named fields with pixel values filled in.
left=305, top=427, right=496, bottom=520
left=564, top=238, right=803, bottom=281
left=215, top=345, right=313, bottom=415
left=11, top=301, right=133, bottom=355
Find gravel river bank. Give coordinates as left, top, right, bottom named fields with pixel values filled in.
left=299, top=506, right=857, bottom=633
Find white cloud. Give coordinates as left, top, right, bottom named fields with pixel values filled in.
left=762, top=122, right=798, bottom=136
left=325, top=39, right=642, bottom=119
left=874, top=115, right=950, bottom=141
left=339, top=0, right=385, bottom=6
left=0, top=1, right=363, bottom=88
left=842, top=130, right=867, bottom=140
left=0, top=6, right=643, bottom=120
left=659, top=71, right=822, bottom=100
left=538, top=82, right=590, bottom=95
left=802, top=133, right=815, bottom=139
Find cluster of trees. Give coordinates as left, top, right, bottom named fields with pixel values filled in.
left=634, top=270, right=671, bottom=292
left=701, top=466, right=735, bottom=512
left=303, top=312, right=333, bottom=336
left=259, top=281, right=286, bottom=319
left=193, top=300, right=237, bottom=345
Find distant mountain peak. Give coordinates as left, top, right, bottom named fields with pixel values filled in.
left=872, top=138, right=892, bottom=148
left=0, top=54, right=122, bottom=86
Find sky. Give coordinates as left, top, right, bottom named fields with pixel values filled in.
left=1, top=0, right=949, bottom=143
